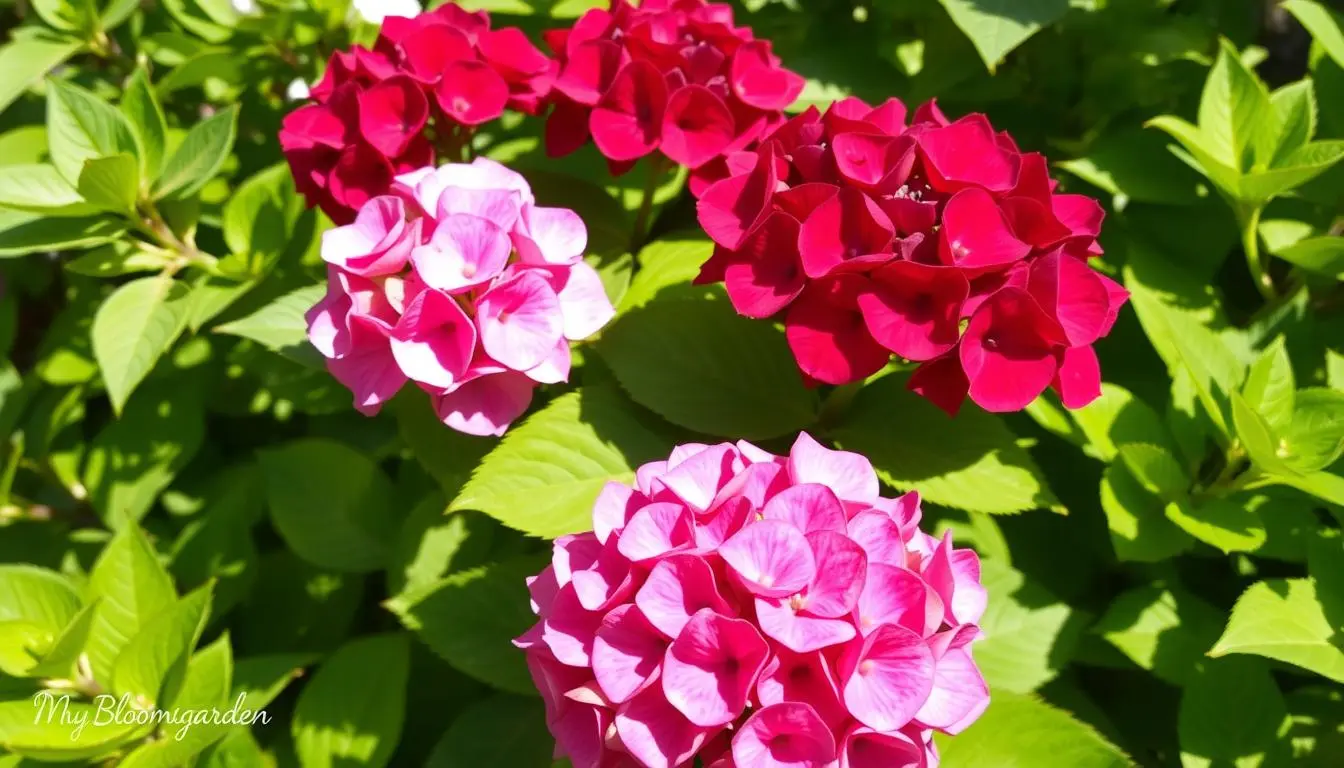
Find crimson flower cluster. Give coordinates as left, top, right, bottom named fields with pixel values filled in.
left=518, top=435, right=988, bottom=768
left=694, top=98, right=1129, bottom=415
left=542, top=0, right=804, bottom=190
left=280, top=3, right=555, bottom=223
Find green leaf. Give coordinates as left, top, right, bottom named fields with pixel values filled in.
left=1100, top=462, right=1195, bottom=562
left=0, top=36, right=82, bottom=116
left=45, top=79, right=139, bottom=187
left=976, top=560, right=1082, bottom=693
left=120, top=68, right=168, bottom=183
left=0, top=209, right=125, bottom=256
left=293, top=634, right=410, bottom=768
left=387, top=555, right=542, bottom=696
left=1071, top=383, right=1173, bottom=462
left=388, top=493, right=495, bottom=601
left=0, top=565, right=82, bottom=676
left=1273, top=235, right=1344, bottom=279
left=112, top=584, right=212, bottom=707
left=1178, top=657, right=1289, bottom=767
left=425, top=694, right=552, bottom=768
left=1285, top=1, right=1344, bottom=69
left=1198, top=39, right=1278, bottom=171
left=1144, top=116, right=1244, bottom=197
left=259, top=438, right=396, bottom=573
left=1241, top=336, right=1295, bottom=431
left=30, top=0, right=97, bottom=32
left=77, top=153, right=139, bottom=213
left=85, top=525, right=177, bottom=684
left=450, top=387, right=669, bottom=538
left=1267, top=470, right=1344, bottom=507
left=832, top=373, right=1059, bottom=514
left=618, top=234, right=711, bottom=313
left=392, top=391, right=492, bottom=497
left=934, top=690, right=1130, bottom=767
left=1093, top=586, right=1224, bottom=685
left=1211, top=578, right=1344, bottom=683
left=91, top=275, right=193, bottom=414
left=65, top=243, right=171, bottom=277
left=1231, top=391, right=1295, bottom=476
left=214, top=284, right=325, bottom=365
left=102, top=0, right=142, bottom=28
left=1117, top=443, right=1189, bottom=500
left=160, top=0, right=233, bottom=43
left=153, top=106, right=238, bottom=200
left=1239, top=140, right=1344, bottom=202
left=221, top=164, right=292, bottom=259
left=26, top=601, right=99, bottom=679
left=117, top=635, right=236, bottom=768
left=1281, top=388, right=1344, bottom=473
left=1056, top=128, right=1207, bottom=207
left=1165, top=495, right=1267, bottom=553
left=83, top=380, right=205, bottom=529
left=0, top=695, right=141, bottom=762
left=598, top=288, right=818, bottom=439
left=0, top=163, right=96, bottom=215
left=937, top=0, right=1070, bottom=73
left=1270, top=79, right=1317, bottom=164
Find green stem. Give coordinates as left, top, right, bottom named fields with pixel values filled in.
left=1238, top=204, right=1275, bottom=301
left=630, top=157, right=667, bottom=254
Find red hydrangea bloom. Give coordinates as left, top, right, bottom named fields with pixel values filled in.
left=518, top=434, right=989, bottom=768
left=694, top=98, right=1128, bottom=414
left=281, top=4, right=555, bottom=223
left=542, top=0, right=804, bottom=189
left=305, top=158, right=614, bottom=435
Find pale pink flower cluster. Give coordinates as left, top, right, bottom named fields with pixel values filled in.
left=306, top=157, right=615, bottom=435
left=517, top=434, right=989, bottom=768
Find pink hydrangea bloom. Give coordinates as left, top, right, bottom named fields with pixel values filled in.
left=517, top=433, right=989, bottom=768
left=305, top=157, right=615, bottom=435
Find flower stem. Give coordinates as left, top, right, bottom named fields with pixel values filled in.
left=630, top=157, right=667, bottom=254
left=1238, top=204, right=1275, bottom=301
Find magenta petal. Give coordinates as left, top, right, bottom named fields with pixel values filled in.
left=551, top=701, right=611, bottom=768
left=788, top=432, right=879, bottom=506
left=660, top=443, right=739, bottom=512
left=857, top=563, right=942, bottom=637
left=1053, top=344, right=1103, bottom=409
left=960, top=287, right=1064, bottom=412
left=476, top=271, right=565, bottom=371
left=593, top=481, right=638, bottom=544
left=556, top=40, right=627, bottom=105
left=762, top=484, right=847, bottom=535
left=757, top=649, right=846, bottom=729
left=413, top=213, right=512, bottom=293
left=694, top=497, right=752, bottom=551
left=724, top=210, right=806, bottom=318
left=326, top=317, right=405, bottom=415
left=755, top=596, right=857, bottom=653
left=615, top=685, right=713, bottom=768
left=841, top=624, right=936, bottom=732
left=719, top=520, right=816, bottom=598
left=1027, top=248, right=1112, bottom=346
left=592, top=605, right=667, bottom=704
left=857, top=260, right=968, bottom=362
left=804, top=531, right=868, bottom=617
left=436, top=60, right=509, bottom=126
left=840, top=726, right=925, bottom=768
left=662, top=84, right=735, bottom=168
left=846, top=511, right=908, bottom=567
left=939, top=188, right=1032, bottom=272
left=923, top=532, right=987, bottom=625
left=433, top=371, right=534, bottom=436
left=389, top=288, right=476, bottom=388
left=732, top=702, right=837, bottom=768
left=917, top=114, right=1020, bottom=194
left=321, top=196, right=414, bottom=277
left=635, top=554, right=733, bottom=638
left=696, top=142, right=779, bottom=250
left=540, top=584, right=603, bottom=667
left=617, top=502, right=695, bottom=562
left=570, top=538, right=635, bottom=613
left=729, top=41, right=805, bottom=112
left=797, top=187, right=894, bottom=279
left=357, top=75, right=429, bottom=157
left=662, top=609, right=769, bottom=727
left=914, top=647, right=990, bottom=734
left=786, top=277, right=892, bottom=386
left=590, top=60, right=667, bottom=161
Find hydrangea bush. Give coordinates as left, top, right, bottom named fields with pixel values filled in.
left=0, top=1, right=1342, bottom=767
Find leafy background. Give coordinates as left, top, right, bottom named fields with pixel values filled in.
left=0, top=0, right=1342, bottom=766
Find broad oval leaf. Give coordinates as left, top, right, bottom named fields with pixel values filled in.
left=425, top=694, right=552, bottom=768
left=937, top=0, right=1070, bottom=73
left=85, top=525, right=178, bottom=685
left=1211, top=578, right=1344, bottom=683
left=935, top=690, right=1131, bottom=767
left=91, top=275, right=193, bottom=414
left=111, top=584, right=213, bottom=707
left=45, top=79, right=139, bottom=186
left=292, top=634, right=410, bottom=768
left=153, top=105, right=238, bottom=200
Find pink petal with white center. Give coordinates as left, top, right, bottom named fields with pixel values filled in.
left=320, top=196, right=414, bottom=276
left=840, top=726, right=924, bottom=768
left=552, top=532, right=602, bottom=585
left=757, top=649, right=846, bottom=729
left=662, top=609, right=770, bottom=727
left=763, top=483, right=847, bottom=535
left=732, top=462, right=789, bottom=510
left=694, top=497, right=752, bottom=551
left=660, top=443, right=740, bottom=512
left=593, top=482, right=639, bottom=544
left=433, top=371, right=535, bottom=436
left=635, top=554, right=733, bottom=638
left=787, top=433, right=879, bottom=505
left=540, top=261, right=615, bottom=341
left=476, top=271, right=565, bottom=372
left=516, top=205, right=588, bottom=265
left=755, top=596, right=857, bottom=652
left=840, top=624, right=936, bottom=732
left=616, top=502, right=695, bottom=562
left=846, top=511, right=909, bottom=567
left=615, top=685, right=713, bottom=768
left=307, top=271, right=354, bottom=359
left=524, top=337, right=573, bottom=384
left=327, top=318, right=406, bottom=415
left=719, top=520, right=816, bottom=598
left=389, top=289, right=476, bottom=389
left=804, top=531, right=868, bottom=617
left=732, top=702, right=837, bottom=768
left=923, top=533, right=987, bottom=626
left=541, top=584, right=603, bottom=667
left=412, top=213, right=512, bottom=294
left=592, top=605, right=668, bottom=704
left=436, top=186, right=525, bottom=231
left=571, top=538, right=636, bottom=613
left=914, top=647, right=989, bottom=734
left=857, top=563, right=943, bottom=637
